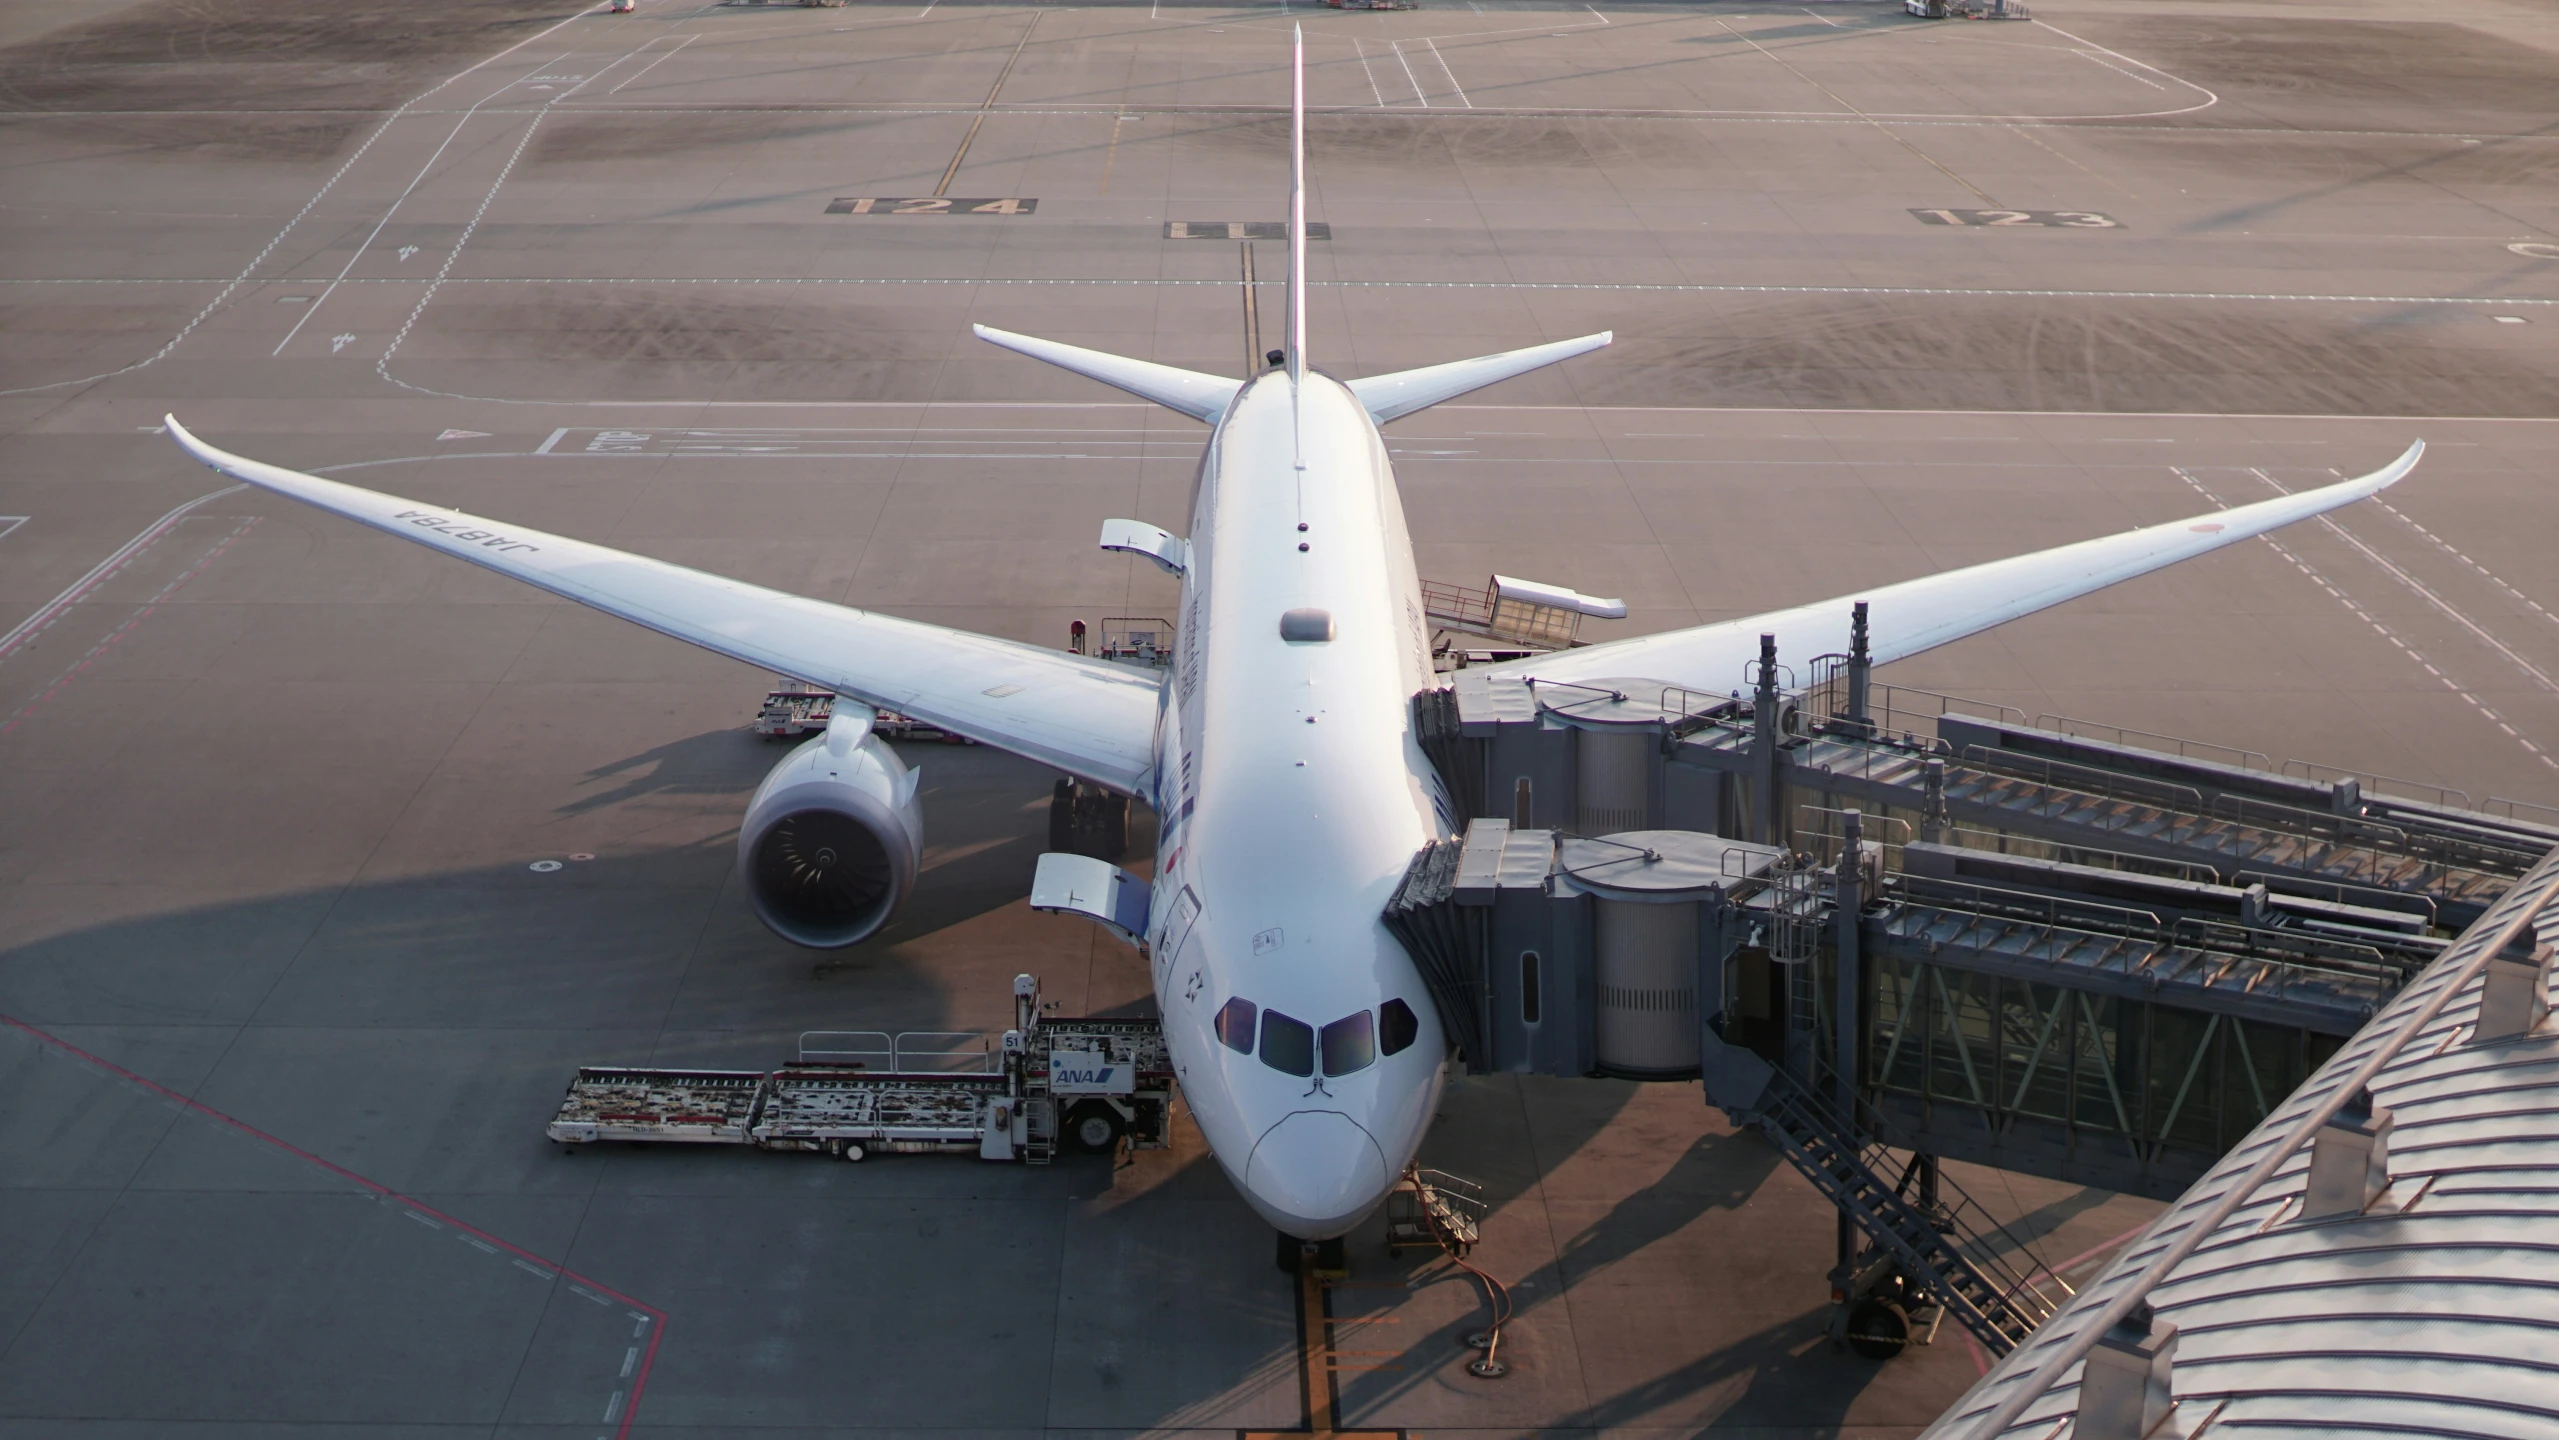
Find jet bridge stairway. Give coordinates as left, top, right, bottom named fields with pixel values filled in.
left=1705, top=1031, right=2061, bottom=1357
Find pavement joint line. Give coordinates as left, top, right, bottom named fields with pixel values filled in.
left=20, top=275, right=2553, bottom=307
left=936, top=11, right=1044, bottom=196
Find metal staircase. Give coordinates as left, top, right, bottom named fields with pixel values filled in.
left=1717, top=1047, right=2064, bottom=1356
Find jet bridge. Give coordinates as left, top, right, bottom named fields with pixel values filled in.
left=1391, top=610, right=2559, bottom=1358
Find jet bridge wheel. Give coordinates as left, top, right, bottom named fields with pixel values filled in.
left=1844, top=1297, right=1912, bottom=1360
left=1063, top=1101, right=1125, bottom=1154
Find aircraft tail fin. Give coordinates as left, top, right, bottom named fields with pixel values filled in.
left=1286, top=25, right=1308, bottom=384
left=972, top=324, right=1243, bottom=424
left=1346, top=331, right=1614, bottom=425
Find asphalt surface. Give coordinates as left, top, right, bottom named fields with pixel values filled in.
left=2, top=0, right=2556, bottom=1434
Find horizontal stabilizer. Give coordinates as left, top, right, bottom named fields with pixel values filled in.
left=1348, top=331, right=1612, bottom=424
left=973, top=324, right=1243, bottom=425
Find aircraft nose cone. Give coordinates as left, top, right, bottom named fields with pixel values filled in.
left=1243, top=1111, right=1391, bottom=1239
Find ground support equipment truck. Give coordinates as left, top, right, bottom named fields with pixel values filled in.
left=546, top=975, right=1171, bottom=1163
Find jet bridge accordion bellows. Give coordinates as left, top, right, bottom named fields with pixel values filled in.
left=1382, top=840, right=1487, bottom=1066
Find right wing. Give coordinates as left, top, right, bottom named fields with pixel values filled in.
left=1500, top=441, right=2424, bottom=695
left=166, top=417, right=1164, bottom=794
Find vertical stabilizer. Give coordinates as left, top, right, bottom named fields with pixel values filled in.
left=1286, top=27, right=1307, bottom=385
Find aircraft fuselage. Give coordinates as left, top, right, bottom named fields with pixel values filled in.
left=1146, top=370, right=1454, bottom=1238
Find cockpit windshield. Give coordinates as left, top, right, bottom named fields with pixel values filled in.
left=1221, top=996, right=1421, bottom=1077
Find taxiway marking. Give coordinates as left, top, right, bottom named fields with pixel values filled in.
left=0, top=5, right=602, bottom=397
left=0, top=484, right=245, bottom=663
left=2175, top=468, right=2555, bottom=774
left=2245, top=468, right=2559, bottom=699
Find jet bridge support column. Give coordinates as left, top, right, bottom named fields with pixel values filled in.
left=1844, top=602, right=1873, bottom=739
left=1752, top=633, right=1787, bottom=849
left=1833, top=809, right=1867, bottom=1288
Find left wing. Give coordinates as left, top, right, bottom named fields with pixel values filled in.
left=1499, top=441, right=2423, bottom=694
left=165, top=417, right=1164, bottom=793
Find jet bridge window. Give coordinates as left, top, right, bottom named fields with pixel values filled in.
left=1259, top=1009, right=1315, bottom=1077
left=1320, top=1011, right=1375, bottom=1076
left=1215, top=997, right=1257, bottom=1054
left=1380, top=998, right=1419, bottom=1056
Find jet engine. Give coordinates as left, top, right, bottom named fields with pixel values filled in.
left=738, top=705, right=923, bottom=948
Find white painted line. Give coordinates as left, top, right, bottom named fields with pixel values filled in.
left=571, top=1284, right=615, bottom=1306
left=2071, top=48, right=2166, bottom=93
left=1389, top=42, right=1430, bottom=109
left=0, top=517, right=25, bottom=541
left=608, top=33, right=699, bottom=95
left=513, top=1259, right=553, bottom=1278
left=2176, top=468, right=2554, bottom=774
left=2362, top=492, right=2559, bottom=636
left=536, top=427, right=572, bottom=454
left=272, top=40, right=579, bottom=357
left=406, top=1210, right=444, bottom=1230
left=622, top=1346, right=640, bottom=1378
left=1352, top=39, right=1385, bottom=108
left=631, top=1313, right=652, bottom=1334
left=463, top=1236, right=499, bottom=1254
left=0, top=6, right=601, bottom=397
left=0, top=485, right=244, bottom=663
left=2247, top=468, right=2559, bottom=697
left=1424, top=38, right=1472, bottom=109
left=604, top=1390, right=625, bottom=1423
left=2030, top=16, right=2216, bottom=112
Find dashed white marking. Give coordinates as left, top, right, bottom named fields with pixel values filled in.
left=0, top=486, right=243, bottom=662
left=2246, top=468, right=2559, bottom=697
left=2357, top=488, right=2559, bottom=636
left=2175, top=469, right=2555, bottom=774
left=608, top=34, right=699, bottom=96
left=462, top=1236, right=498, bottom=1254
left=406, top=1210, right=444, bottom=1231
left=621, top=1346, right=640, bottom=1378
left=604, top=1390, right=625, bottom=1423
left=513, top=1259, right=553, bottom=1278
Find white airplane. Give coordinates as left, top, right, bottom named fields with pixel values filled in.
left=167, top=32, right=2422, bottom=1244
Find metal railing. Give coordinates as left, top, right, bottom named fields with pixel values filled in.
left=1960, top=747, right=2206, bottom=819
left=797, top=1030, right=996, bottom=1073
left=2280, top=756, right=2470, bottom=810
left=2036, top=713, right=2270, bottom=771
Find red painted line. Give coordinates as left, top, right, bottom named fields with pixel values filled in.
left=1960, top=1324, right=1991, bottom=1377
left=0, top=1011, right=669, bottom=1434
left=0, top=484, right=245, bottom=662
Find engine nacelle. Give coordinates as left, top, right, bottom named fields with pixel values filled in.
left=738, top=707, right=923, bottom=948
